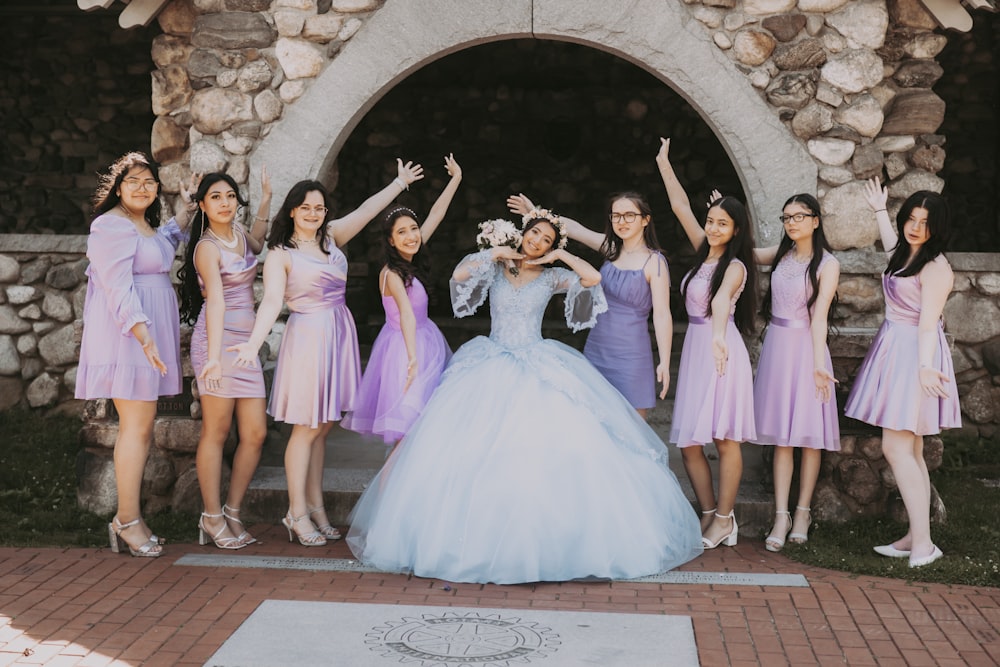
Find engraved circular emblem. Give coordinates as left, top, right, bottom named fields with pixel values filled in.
left=366, top=611, right=561, bottom=665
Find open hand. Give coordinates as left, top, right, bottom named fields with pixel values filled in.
left=863, top=177, right=888, bottom=212
left=656, top=361, right=670, bottom=399
left=199, top=359, right=224, bottom=393
left=226, top=342, right=260, bottom=368
left=260, top=165, right=272, bottom=200
left=506, top=193, right=535, bottom=217
left=444, top=154, right=461, bottom=180
left=403, top=358, right=418, bottom=393
left=397, top=158, right=424, bottom=187
left=525, top=250, right=563, bottom=266
left=813, top=367, right=838, bottom=403
left=919, top=367, right=950, bottom=399
left=707, top=189, right=722, bottom=208
left=712, top=335, right=728, bottom=377
left=655, top=137, right=671, bottom=170
left=141, top=339, right=168, bottom=376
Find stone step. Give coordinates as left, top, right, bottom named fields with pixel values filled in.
left=244, top=400, right=777, bottom=538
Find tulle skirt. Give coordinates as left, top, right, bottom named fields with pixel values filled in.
left=347, top=336, right=703, bottom=584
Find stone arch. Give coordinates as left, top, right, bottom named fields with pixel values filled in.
left=252, top=0, right=816, bottom=243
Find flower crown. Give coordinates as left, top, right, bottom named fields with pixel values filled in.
left=521, top=207, right=568, bottom=249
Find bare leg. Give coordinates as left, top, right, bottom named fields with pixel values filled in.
left=635, top=407, right=648, bottom=420
left=790, top=448, right=822, bottom=540
left=766, top=446, right=794, bottom=548
left=196, top=395, right=239, bottom=542
left=221, top=398, right=267, bottom=534
left=111, top=399, right=161, bottom=553
left=304, top=423, right=335, bottom=530
left=702, top=438, right=743, bottom=546
left=681, top=445, right=717, bottom=532
left=285, top=423, right=325, bottom=534
left=881, top=428, right=934, bottom=558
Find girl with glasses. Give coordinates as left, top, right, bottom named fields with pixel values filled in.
left=230, top=159, right=423, bottom=546
left=177, top=169, right=272, bottom=550
left=75, top=151, right=195, bottom=558
left=657, top=138, right=758, bottom=550
left=343, top=155, right=461, bottom=450
left=507, top=191, right=671, bottom=420
left=752, top=194, right=840, bottom=552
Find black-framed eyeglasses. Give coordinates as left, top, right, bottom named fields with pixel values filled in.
left=779, top=213, right=816, bottom=225
left=609, top=212, right=644, bottom=224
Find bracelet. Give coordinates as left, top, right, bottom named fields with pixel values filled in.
left=253, top=215, right=268, bottom=223
left=393, top=177, right=408, bottom=191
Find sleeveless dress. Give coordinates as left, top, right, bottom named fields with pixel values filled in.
left=583, top=253, right=665, bottom=409
left=347, top=250, right=703, bottom=585
left=190, top=228, right=265, bottom=399
left=76, top=214, right=187, bottom=401
left=670, top=259, right=756, bottom=447
left=343, top=277, right=452, bottom=443
left=753, top=252, right=840, bottom=449
left=845, top=257, right=961, bottom=435
left=267, top=241, right=361, bottom=428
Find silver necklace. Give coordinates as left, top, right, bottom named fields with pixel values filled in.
left=293, top=235, right=319, bottom=246
left=207, top=225, right=238, bottom=249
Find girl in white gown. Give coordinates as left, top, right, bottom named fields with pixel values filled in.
left=347, top=212, right=703, bottom=584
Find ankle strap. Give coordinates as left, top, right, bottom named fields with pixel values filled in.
left=701, top=507, right=717, bottom=515
left=114, top=516, right=141, bottom=530
left=714, top=511, right=735, bottom=520
left=796, top=506, right=811, bottom=511
left=201, top=511, right=224, bottom=518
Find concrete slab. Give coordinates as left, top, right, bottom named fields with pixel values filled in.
left=204, top=600, right=697, bottom=667
left=176, top=554, right=809, bottom=587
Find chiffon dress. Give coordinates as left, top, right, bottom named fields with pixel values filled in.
left=76, top=214, right=187, bottom=400
left=583, top=253, right=664, bottom=409
left=189, top=228, right=265, bottom=399
left=267, top=241, right=361, bottom=428
left=753, top=252, right=840, bottom=449
left=669, top=259, right=756, bottom=447
left=845, top=257, right=961, bottom=435
left=343, top=277, right=452, bottom=443
left=347, top=250, right=703, bottom=585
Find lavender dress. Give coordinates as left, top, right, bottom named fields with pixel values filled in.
left=267, top=242, right=361, bottom=428
left=190, top=229, right=265, bottom=399
left=670, top=259, right=756, bottom=447
left=845, top=257, right=961, bottom=435
left=343, top=278, right=452, bottom=443
left=753, top=252, right=840, bottom=450
left=583, top=254, right=665, bottom=409
left=75, top=214, right=186, bottom=401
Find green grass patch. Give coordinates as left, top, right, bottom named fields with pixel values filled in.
left=0, top=409, right=197, bottom=548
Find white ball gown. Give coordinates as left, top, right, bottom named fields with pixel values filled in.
left=346, top=250, right=703, bottom=584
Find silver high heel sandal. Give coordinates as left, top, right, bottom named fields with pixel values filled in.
left=788, top=506, right=811, bottom=544
left=198, top=512, right=245, bottom=550
left=223, top=504, right=257, bottom=546
left=108, top=516, right=162, bottom=558
left=307, top=506, right=342, bottom=541
left=702, top=511, right=738, bottom=549
left=765, top=510, right=792, bottom=552
left=282, top=511, right=327, bottom=547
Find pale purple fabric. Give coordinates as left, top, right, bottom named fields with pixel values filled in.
left=343, top=278, right=452, bottom=443
left=190, top=229, right=265, bottom=399
left=670, top=259, right=756, bottom=447
left=845, top=257, right=961, bottom=435
left=753, top=252, right=840, bottom=449
left=267, top=242, right=361, bottom=428
left=75, top=214, right=186, bottom=401
left=583, top=254, right=663, bottom=409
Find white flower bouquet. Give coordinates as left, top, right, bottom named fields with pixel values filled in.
left=476, top=218, right=522, bottom=252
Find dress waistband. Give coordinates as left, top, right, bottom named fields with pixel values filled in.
left=132, top=273, right=171, bottom=288
left=770, top=316, right=810, bottom=329
left=686, top=315, right=734, bottom=325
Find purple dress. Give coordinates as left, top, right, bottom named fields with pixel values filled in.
left=190, top=229, right=265, bottom=399
left=583, top=253, right=664, bottom=409
left=343, top=277, right=452, bottom=443
left=845, top=257, right=961, bottom=435
left=670, top=259, right=756, bottom=447
left=75, top=214, right=186, bottom=401
left=753, top=252, right=840, bottom=450
left=267, top=242, right=361, bottom=428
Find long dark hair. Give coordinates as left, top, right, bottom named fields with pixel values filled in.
left=600, top=191, right=660, bottom=261
left=178, top=173, right=249, bottom=324
left=267, top=180, right=332, bottom=254
left=382, top=207, right=430, bottom=289
left=92, top=151, right=163, bottom=227
left=761, top=193, right=838, bottom=326
left=680, top=195, right=758, bottom=336
left=885, top=190, right=950, bottom=277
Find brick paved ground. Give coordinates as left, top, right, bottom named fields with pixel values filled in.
left=1, top=526, right=998, bottom=666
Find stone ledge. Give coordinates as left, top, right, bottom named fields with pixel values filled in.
left=0, top=234, right=88, bottom=254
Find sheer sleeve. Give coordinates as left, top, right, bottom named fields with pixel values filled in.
left=548, top=267, right=608, bottom=332
left=86, top=215, right=149, bottom=335
left=450, top=249, right=498, bottom=318
left=157, top=217, right=189, bottom=249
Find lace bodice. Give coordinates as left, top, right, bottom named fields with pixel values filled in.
left=682, top=259, right=746, bottom=319
left=450, top=250, right=607, bottom=348
left=770, top=251, right=834, bottom=321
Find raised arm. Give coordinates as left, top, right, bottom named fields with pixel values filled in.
left=507, top=194, right=605, bottom=252
left=229, top=248, right=290, bottom=367
left=656, top=137, right=706, bottom=251
left=420, top=154, right=462, bottom=243
left=810, top=258, right=840, bottom=403
left=329, top=158, right=424, bottom=247
left=246, top=166, right=272, bottom=255
left=917, top=258, right=954, bottom=399
left=863, top=177, right=897, bottom=257
left=709, top=262, right=746, bottom=376
left=647, top=254, right=672, bottom=399
left=527, top=248, right=601, bottom=287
